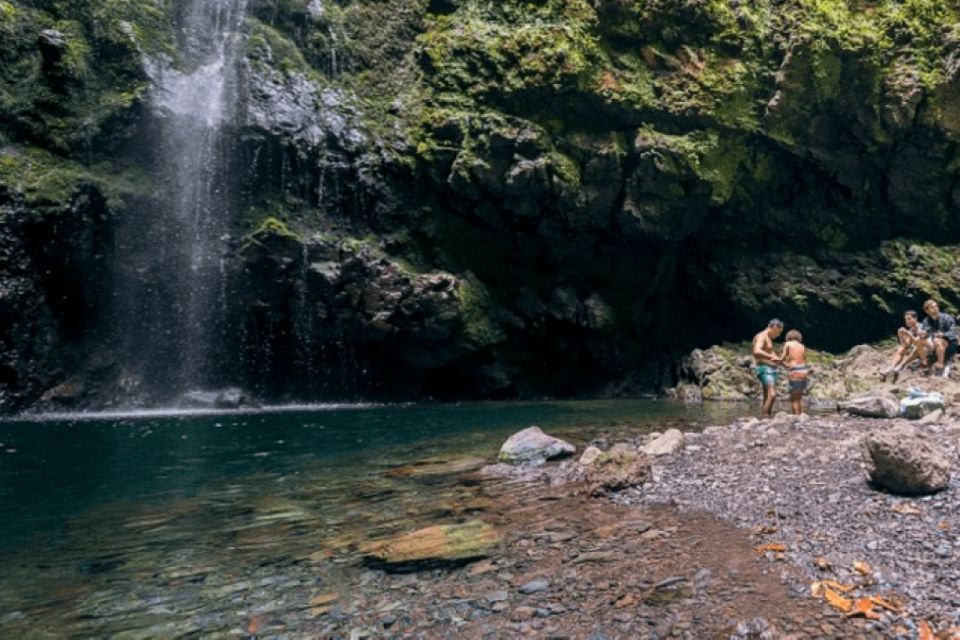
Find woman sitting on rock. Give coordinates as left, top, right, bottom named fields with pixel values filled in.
left=880, top=310, right=929, bottom=381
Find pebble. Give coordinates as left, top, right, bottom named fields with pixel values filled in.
left=519, top=579, right=549, bottom=594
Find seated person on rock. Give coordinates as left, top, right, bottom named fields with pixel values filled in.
left=880, top=310, right=928, bottom=380
left=921, top=299, right=958, bottom=378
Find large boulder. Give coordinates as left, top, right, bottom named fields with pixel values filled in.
left=862, top=424, right=951, bottom=495
left=498, top=426, right=575, bottom=465
left=838, top=395, right=899, bottom=419
left=642, top=428, right=686, bottom=456
left=360, top=520, right=499, bottom=570
left=580, top=443, right=652, bottom=495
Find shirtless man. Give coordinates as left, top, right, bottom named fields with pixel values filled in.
left=752, top=319, right=784, bottom=416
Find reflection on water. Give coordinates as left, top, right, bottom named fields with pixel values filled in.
left=0, top=400, right=740, bottom=637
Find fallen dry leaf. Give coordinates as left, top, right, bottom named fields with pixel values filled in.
left=845, top=598, right=881, bottom=620
left=824, top=588, right=853, bottom=613
left=869, top=595, right=902, bottom=613
left=853, top=560, right=872, bottom=576
left=891, top=503, right=922, bottom=516
left=918, top=620, right=934, bottom=640
left=753, top=524, right=779, bottom=535
left=938, top=521, right=951, bottom=532
left=754, top=543, right=787, bottom=553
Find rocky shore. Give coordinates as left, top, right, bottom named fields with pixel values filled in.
left=296, top=404, right=960, bottom=638
left=626, top=412, right=960, bottom=637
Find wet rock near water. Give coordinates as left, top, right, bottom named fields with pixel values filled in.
left=626, top=413, right=960, bottom=633
left=497, top=426, right=575, bottom=465
left=178, top=388, right=255, bottom=410
left=863, top=424, right=951, bottom=495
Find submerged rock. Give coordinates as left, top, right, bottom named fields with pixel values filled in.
left=360, top=520, right=499, bottom=570
left=497, top=426, right=575, bottom=465
left=838, top=395, right=899, bottom=419
left=862, top=424, right=951, bottom=495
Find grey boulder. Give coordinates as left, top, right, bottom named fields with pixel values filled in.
left=862, top=424, right=951, bottom=495
left=498, top=426, right=575, bottom=465
left=838, top=395, right=899, bottom=419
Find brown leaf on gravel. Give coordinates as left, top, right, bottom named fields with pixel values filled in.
left=845, top=598, right=881, bottom=620
left=752, top=524, right=779, bottom=535
left=754, top=543, right=786, bottom=553
left=938, top=521, right=950, bottom=532
left=853, top=561, right=872, bottom=575
left=823, top=588, right=853, bottom=613
left=869, top=595, right=902, bottom=613
left=918, top=620, right=934, bottom=640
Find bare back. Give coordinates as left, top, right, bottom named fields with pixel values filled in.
left=782, top=341, right=806, bottom=367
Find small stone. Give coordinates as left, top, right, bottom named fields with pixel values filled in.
left=579, top=446, right=603, bottom=466
left=519, top=579, right=550, bottom=594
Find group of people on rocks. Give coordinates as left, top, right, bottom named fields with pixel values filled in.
left=750, top=299, right=957, bottom=417
left=881, top=299, right=957, bottom=381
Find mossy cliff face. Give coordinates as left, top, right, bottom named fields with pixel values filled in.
left=4, top=0, right=960, bottom=408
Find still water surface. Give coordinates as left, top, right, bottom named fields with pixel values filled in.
left=0, top=400, right=742, bottom=637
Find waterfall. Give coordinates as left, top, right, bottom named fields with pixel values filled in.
left=115, top=0, right=248, bottom=398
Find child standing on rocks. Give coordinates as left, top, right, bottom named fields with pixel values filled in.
left=781, top=330, right=810, bottom=415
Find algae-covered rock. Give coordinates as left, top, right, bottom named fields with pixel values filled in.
left=360, top=520, right=499, bottom=568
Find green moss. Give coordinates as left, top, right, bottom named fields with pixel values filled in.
left=547, top=151, right=581, bottom=189
left=456, top=272, right=505, bottom=349
left=0, top=146, right=151, bottom=209
left=244, top=18, right=309, bottom=75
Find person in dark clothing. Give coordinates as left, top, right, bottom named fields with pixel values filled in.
left=921, top=299, right=958, bottom=377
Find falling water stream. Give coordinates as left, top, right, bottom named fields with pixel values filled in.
left=118, top=0, right=248, bottom=395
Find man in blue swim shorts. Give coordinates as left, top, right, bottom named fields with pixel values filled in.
left=752, top=319, right=784, bottom=416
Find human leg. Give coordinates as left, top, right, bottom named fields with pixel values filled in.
left=934, top=338, right=947, bottom=369
left=763, top=384, right=776, bottom=416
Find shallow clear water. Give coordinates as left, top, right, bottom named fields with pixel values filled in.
left=0, top=400, right=741, bottom=637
